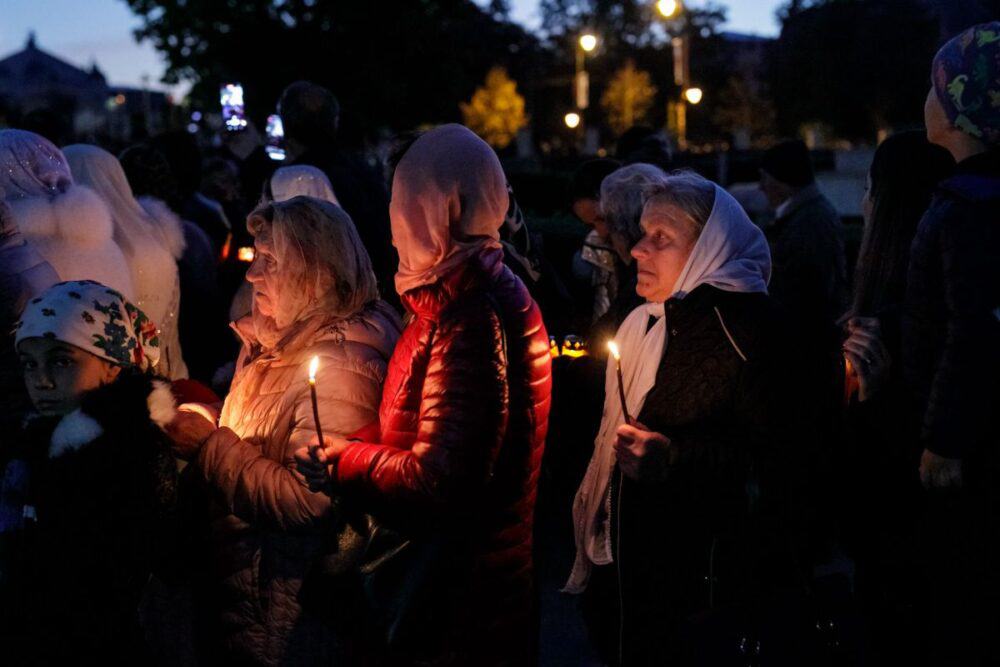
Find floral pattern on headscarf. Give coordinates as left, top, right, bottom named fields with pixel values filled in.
left=15, top=280, right=161, bottom=371
left=932, top=22, right=1000, bottom=147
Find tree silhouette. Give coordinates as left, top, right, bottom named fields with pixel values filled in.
left=123, top=0, right=540, bottom=133
left=461, top=67, right=528, bottom=149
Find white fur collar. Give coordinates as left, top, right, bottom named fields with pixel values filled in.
left=47, top=379, right=176, bottom=458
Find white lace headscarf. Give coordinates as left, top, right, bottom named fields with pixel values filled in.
left=63, top=144, right=187, bottom=378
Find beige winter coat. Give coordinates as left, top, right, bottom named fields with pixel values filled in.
left=196, top=301, right=401, bottom=666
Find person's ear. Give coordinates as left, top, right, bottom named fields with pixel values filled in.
left=102, top=363, right=122, bottom=384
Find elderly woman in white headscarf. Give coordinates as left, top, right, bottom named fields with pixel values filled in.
left=566, top=171, right=816, bottom=665
left=63, top=144, right=188, bottom=379
left=166, top=196, right=400, bottom=666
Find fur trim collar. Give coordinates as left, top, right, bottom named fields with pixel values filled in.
left=47, top=374, right=176, bottom=458
left=10, top=184, right=115, bottom=248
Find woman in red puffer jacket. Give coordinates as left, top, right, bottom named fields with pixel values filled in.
left=298, top=124, right=552, bottom=666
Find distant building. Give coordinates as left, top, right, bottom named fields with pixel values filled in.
left=0, top=32, right=172, bottom=142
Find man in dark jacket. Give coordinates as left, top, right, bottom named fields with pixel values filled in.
left=902, top=23, right=1000, bottom=666
left=277, top=81, right=398, bottom=306
left=760, top=140, right=848, bottom=327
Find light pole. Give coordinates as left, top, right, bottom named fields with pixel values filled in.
left=658, top=0, right=702, bottom=151
left=575, top=32, right=597, bottom=111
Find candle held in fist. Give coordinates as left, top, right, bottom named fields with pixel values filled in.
left=607, top=341, right=632, bottom=424
left=308, top=356, right=324, bottom=457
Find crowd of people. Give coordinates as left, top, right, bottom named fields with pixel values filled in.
left=0, top=21, right=997, bottom=667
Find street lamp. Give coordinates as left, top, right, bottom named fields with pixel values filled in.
left=575, top=32, right=598, bottom=111
left=564, top=112, right=581, bottom=129
left=656, top=0, right=681, bottom=19
left=683, top=87, right=703, bottom=105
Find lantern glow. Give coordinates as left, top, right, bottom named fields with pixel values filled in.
left=237, top=246, right=256, bottom=262
left=579, top=33, right=598, bottom=52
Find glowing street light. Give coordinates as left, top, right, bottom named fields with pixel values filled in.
left=579, top=33, right=598, bottom=52
left=657, top=0, right=681, bottom=19
left=564, top=112, right=581, bottom=129
left=683, top=87, right=703, bottom=105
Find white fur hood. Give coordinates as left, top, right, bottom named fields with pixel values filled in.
left=9, top=185, right=115, bottom=248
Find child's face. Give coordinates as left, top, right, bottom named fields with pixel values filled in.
left=18, top=338, right=121, bottom=416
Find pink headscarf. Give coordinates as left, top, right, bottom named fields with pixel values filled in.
left=0, top=129, right=73, bottom=201
left=390, top=124, right=508, bottom=295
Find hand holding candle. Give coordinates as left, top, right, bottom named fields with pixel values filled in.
left=308, top=355, right=324, bottom=458
left=607, top=340, right=632, bottom=425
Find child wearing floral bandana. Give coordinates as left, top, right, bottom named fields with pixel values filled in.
left=0, top=280, right=180, bottom=663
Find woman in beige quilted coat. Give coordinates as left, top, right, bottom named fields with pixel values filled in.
left=170, top=196, right=400, bottom=665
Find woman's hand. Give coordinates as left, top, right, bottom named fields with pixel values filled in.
left=614, top=423, right=676, bottom=483
left=166, top=408, right=218, bottom=460
left=919, top=449, right=963, bottom=490
left=843, top=317, right=891, bottom=402
left=293, top=436, right=351, bottom=494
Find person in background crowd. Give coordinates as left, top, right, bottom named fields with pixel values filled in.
left=567, top=171, right=815, bottom=666
left=0, top=130, right=134, bottom=300
left=616, top=126, right=673, bottom=171
left=165, top=197, right=400, bottom=666
left=64, top=144, right=188, bottom=379
left=502, top=183, right=575, bottom=339
left=0, top=199, right=57, bottom=433
left=840, top=131, right=954, bottom=665
left=0, top=281, right=177, bottom=664
left=202, top=155, right=251, bottom=245
left=590, top=163, right=669, bottom=344
left=268, top=164, right=339, bottom=204
left=218, top=118, right=278, bottom=207
left=759, top=139, right=848, bottom=327
left=151, top=131, right=233, bottom=259
left=120, top=143, right=234, bottom=387
left=903, top=22, right=1000, bottom=666
left=569, top=158, right=623, bottom=326
left=296, top=124, right=552, bottom=666
left=278, top=81, right=397, bottom=303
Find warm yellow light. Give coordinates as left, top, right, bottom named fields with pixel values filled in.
left=237, top=246, right=255, bottom=262
left=657, top=0, right=681, bottom=19
left=308, top=355, right=319, bottom=384
left=564, top=112, right=581, bottom=129
left=607, top=340, right=621, bottom=360
left=684, top=87, right=703, bottom=105
left=579, top=33, right=598, bottom=52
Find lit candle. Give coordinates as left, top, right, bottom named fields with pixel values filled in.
left=607, top=341, right=632, bottom=425
left=308, top=355, right=324, bottom=456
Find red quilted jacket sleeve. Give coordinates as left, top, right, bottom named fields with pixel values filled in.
left=334, top=295, right=510, bottom=510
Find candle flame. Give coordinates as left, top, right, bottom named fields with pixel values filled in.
left=308, top=355, right=319, bottom=383
left=607, top=340, right=621, bottom=360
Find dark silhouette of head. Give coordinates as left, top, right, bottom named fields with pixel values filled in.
left=616, top=126, right=672, bottom=171
left=119, top=143, right=183, bottom=212
left=278, top=81, right=341, bottom=153
left=759, top=139, right=815, bottom=207
left=852, top=130, right=954, bottom=316
left=150, top=131, right=203, bottom=198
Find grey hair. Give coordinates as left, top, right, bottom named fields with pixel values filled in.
left=642, top=170, right=717, bottom=236
left=599, top=163, right=669, bottom=250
